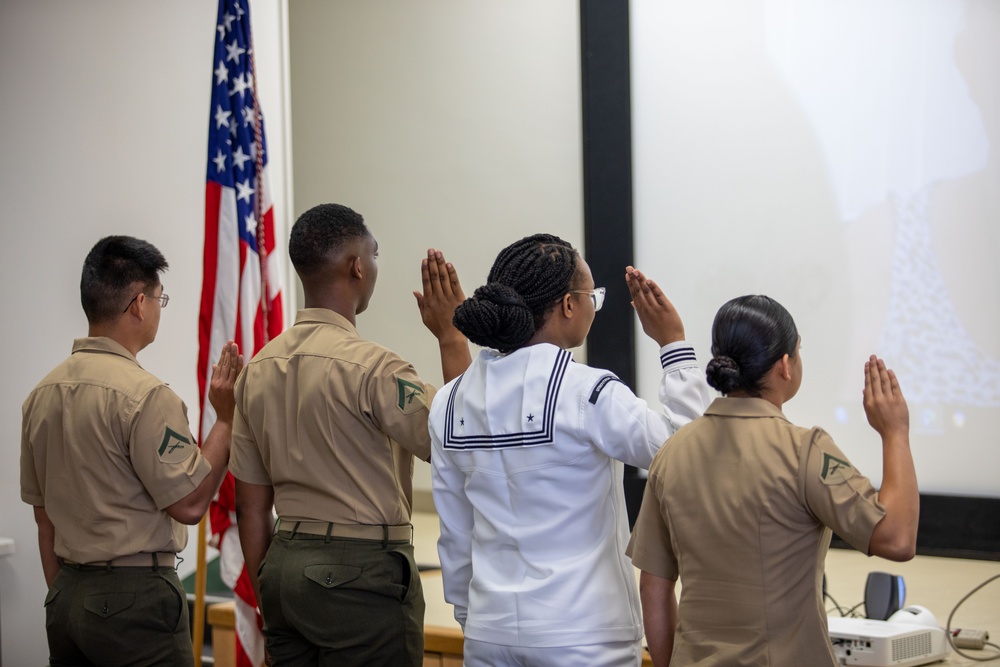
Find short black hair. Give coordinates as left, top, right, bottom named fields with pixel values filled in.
left=288, top=203, right=370, bottom=278
left=705, top=295, right=799, bottom=396
left=80, top=236, right=168, bottom=325
left=453, top=234, right=579, bottom=353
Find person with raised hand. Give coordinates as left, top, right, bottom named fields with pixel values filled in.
left=428, top=234, right=710, bottom=667
left=629, top=294, right=918, bottom=666
left=21, top=235, right=243, bottom=666
left=231, top=203, right=470, bottom=667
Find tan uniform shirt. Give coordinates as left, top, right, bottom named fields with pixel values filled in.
left=230, top=308, right=435, bottom=526
left=20, top=337, right=211, bottom=563
left=628, top=397, right=886, bottom=666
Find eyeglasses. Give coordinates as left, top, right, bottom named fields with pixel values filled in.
left=122, top=292, right=169, bottom=312
left=570, top=287, right=606, bottom=312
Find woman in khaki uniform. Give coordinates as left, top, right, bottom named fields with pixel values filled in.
left=629, top=295, right=918, bottom=666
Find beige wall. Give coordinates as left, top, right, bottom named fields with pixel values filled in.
left=287, top=1, right=584, bottom=493
left=0, top=2, right=291, bottom=662
left=0, top=1, right=582, bottom=660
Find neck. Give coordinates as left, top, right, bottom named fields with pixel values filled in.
left=303, top=292, right=358, bottom=327
left=522, top=305, right=582, bottom=350
left=727, top=387, right=784, bottom=410
left=88, top=322, right=145, bottom=357
left=524, top=332, right=564, bottom=349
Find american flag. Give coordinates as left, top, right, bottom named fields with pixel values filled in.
left=198, top=0, right=283, bottom=665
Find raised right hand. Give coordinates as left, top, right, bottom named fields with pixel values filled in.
left=413, top=248, right=466, bottom=342
left=625, top=266, right=686, bottom=347
left=862, top=355, right=909, bottom=439
left=208, top=340, right=244, bottom=423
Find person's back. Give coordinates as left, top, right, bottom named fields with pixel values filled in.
left=23, top=340, right=191, bottom=563
left=629, top=294, right=918, bottom=667
left=645, top=399, right=886, bottom=664
left=231, top=203, right=471, bottom=667
left=431, top=234, right=710, bottom=667
left=433, top=342, right=696, bottom=648
left=20, top=235, right=241, bottom=667
left=235, top=309, right=428, bottom=525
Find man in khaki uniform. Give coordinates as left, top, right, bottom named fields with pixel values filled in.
left=20, top=235, right=242, bottom=666
left=232, top=203, right=471, bottom=666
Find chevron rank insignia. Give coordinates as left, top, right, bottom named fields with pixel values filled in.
left=820, top=452, right=855, bottom=485
left=158, top=427, right=192, bottom=463
left=396, top=378, right=426, bottom=413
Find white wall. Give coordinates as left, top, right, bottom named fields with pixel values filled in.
left=0, top=2, right=290, bottom=663
left=631, top=0, right=1000, bottom=496
left=286, top=0, right=584, bottom=494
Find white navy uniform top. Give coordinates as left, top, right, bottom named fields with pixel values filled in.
left=430, top=340, right=711, bottom=648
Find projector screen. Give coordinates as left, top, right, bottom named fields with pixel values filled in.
left=631, top=0, right=999, bottom=496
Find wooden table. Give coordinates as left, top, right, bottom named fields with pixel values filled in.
left=207, top=592, right=653, bottom=667
left=207, top=513, right=998, bottom=666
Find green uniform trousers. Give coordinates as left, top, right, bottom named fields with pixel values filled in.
left=259, top=530, right=425, bottom=667
left=45, top=564, right=192, bottom=667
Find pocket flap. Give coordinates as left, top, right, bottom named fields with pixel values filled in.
left=304, top=564, right=362, bottom=589
left=83, top=593, right=135, bottom=618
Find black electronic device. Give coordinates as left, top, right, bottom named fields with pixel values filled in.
left=864, top=571, right=906, bottom=620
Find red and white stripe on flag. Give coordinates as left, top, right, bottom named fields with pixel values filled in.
left=198, top=1, right=283, bottom=665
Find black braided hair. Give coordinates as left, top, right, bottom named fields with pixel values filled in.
left=454, top=234, right=579, bottom=353
left=705, top=295, right=798, bottom=396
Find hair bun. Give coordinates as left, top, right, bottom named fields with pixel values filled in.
left=453, top=283, right=536, bottom=353
left=476, top=283, right=527, bottom=309
left=706, top=355, right=743, bottom=394
left=710, top=356, right=739, bottom=372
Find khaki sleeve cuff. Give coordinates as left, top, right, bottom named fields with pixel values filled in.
left=629, top=540, right=680, bottom=580
left=20, top=491, right=44, bottom=506
left=152, top=454, right=212, bottom=510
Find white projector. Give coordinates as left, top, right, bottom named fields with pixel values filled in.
left=828, top=615, right=949, bottom=667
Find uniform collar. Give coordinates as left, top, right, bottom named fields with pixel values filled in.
left=71, top=337, right=141, bottom=365
left=294, top=308, right=358, bottom=335
left=704, top=396, right=789, bottom=421
left=480, top=341, right=562, bottom=361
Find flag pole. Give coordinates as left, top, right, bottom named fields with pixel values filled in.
left=248, top=23, right=270, bottom=347
left=200, top=2, right=280, bottom=663
left=192, top=514, right=209, bottom=667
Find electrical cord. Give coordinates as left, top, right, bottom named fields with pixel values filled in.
left=824, top=591, right=849, bottom=617
left=946, top=573, right=1000, bottom=662
left=823, top=589, right=867, bottom=618
left=842, top=600, right=866, bottom=618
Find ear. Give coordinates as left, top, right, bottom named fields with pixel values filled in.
left=126, top=293, right=146, bottom=322
left=349, top=255, right=363, bottom=280
left=778, top=353, right=792, bottom=381
left=560, top=293, right=575, bottom=319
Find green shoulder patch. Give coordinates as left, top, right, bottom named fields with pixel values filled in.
left=396, top=378, right=426, bottom=413
left=158, top=427, right=193, bottom=463
left=819, top=452, right=854, bottom=485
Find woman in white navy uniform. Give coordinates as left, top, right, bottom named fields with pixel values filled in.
left=429, top=234, right=711, bottom=667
